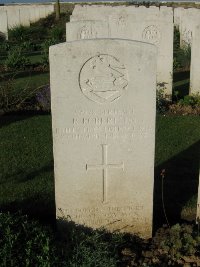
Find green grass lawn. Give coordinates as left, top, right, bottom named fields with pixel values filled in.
left=0, top=114, right=199, bottom=228
left=27, top=52, right=43, bottom=64
left=10, top=72, right=49, bottom=92
left=0, top=52, right=43, bottom=65
left=0, top=115, right=54, bottom=223
left=155, top=115, right=200, bottom=226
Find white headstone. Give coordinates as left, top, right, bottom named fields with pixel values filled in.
left=179, top=8, right=200, bottom=48
left=50, top=39, right=157, bottom=238
left=4, top=6, right=20, bottom=29
left=38, top=6, right=46, bottom=19
left=190, top=25, right=200, bottom=94
left=70, top=5, right=173, bottom=96
left=34, top=6, right=41, bottom=22
left=0, top=4, right=54, bottom=31
left=29, top=6, right=37, bottom=23
left=29, top=5, right=50, bottom=23
left=45, top=5, right=54, bottom=17
left=174, top=7, right=185, bottom=30
left=66, top=20, right=109, bottom=42
left=0, top=10, right=8, bottom=39
left=19, top=7, right=30, bottom=27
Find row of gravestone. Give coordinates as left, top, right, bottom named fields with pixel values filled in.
left=0, top=4, right=54, bottom=39
left=174, top=7, right=200, bottom=94
left=66, top=5, right=200, bottom=96
left=50, top=4, right=200, bottom=239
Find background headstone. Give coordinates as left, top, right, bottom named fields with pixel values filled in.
left=19, top=7, right=30, bottom=27
left=50, top=39, right=157, bottom=238
left=70, top=5, right=173, bottom=96
left=0, top=4, right=54, bottom=29
left=179, top=8, right=200, bottom=48
left=3, top=6, right=20, bottom=29
left=66, top=20, right=109, bottom=42
left=190, top=25, right=200, bottom=94
left=0, top=10, right=8, bottom=39
left=174, top=7, right=185, bottom=30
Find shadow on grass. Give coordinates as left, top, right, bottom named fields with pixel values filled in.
left=153, top=140, right=200, bottom=233
left=57, top=217, right=144, bottom=262
left=173, top=70, right=190, bottom=83
left=0, top=113, right=50, bottom=128
left=0, top=115, right=35, bottom=128
left=172, top=70, right=190, bottom=100
left=0, top=160, right=54, bottom=184
left=0, top=192, right=56, bottom=226
left=1, top=70, right=49, bottom=81
left=0, top=161, right=55, bottom=225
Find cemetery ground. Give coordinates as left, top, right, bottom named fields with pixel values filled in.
left=0, top=8, right=200, bottom=267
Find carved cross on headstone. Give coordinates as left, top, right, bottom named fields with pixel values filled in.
left=86, top=144, right=124, bottom=203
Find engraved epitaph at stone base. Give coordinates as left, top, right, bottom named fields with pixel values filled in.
left=50, top=39, right=157, bottom=239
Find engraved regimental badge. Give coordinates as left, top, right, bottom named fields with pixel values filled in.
left=142, top=25, right=161, bottom=45
left=79, top=54, right=128, bottom=104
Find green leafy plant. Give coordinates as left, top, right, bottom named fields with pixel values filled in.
left=0, top=73, right=45, bottom=112
left=169, top=93, right=200, bottom=115
left=0, top=41, right=10, bottom=54
left=175, top=46, right=191, bottom=71
left=50, top=26, right=64, bottom=41
left=41, top=38, right=58, bottom=68
left=174, top=27, right=180, bottom=52
left=0, top=212, right=120, bottom=267
left=27, top=26, right=47, bottom=42
left=8, top=25, right=47, bottom=44
left=173, top=57, right=181, bottom=71
left=173, top=27, right=191, bottom=71
left=0, top=74, right=15, bottom=111
left=68, top=229, right=118, bottom=266
left=4, top=47, right=30, bottom=70
left=0, top=32, right=6, bottom=42
left=20, top=40, right=36, bottom=52
left=156, top=224, right=200, bottom=260
left=156, top=87, right=169, bottom=114
left=0, top=212, right=59, bottom=267
left=61, top=219, right=121, bottom=267
left=178, top=93, right=200, bottom=107
left=8, top=25, right=30, bottom=42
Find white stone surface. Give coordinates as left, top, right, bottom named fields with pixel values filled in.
left=0, top=4, right=54, bottom=29
left=19, top=7, right=30, bottom=27
left=71, top=5, right=173, bottom=95
left=66, top=20, right=109, bottom=41
left=174, top=7, right=185, bottom=29
left=50, top=39, right=157, bottom=238
left=39, top=6, right=47, bottom=19
left=190, top=25, right=200, bottom=94
left=45, top=5, right=54, bottom=17
left=179, top=8, right=200, bottom=48
left=29, top=6, right=38, bottom=23
left=2, top=6, right=20, bottom=29
left=34, top=6, right=41, bottom=22
left=0, top=10, right=8, bottom=39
